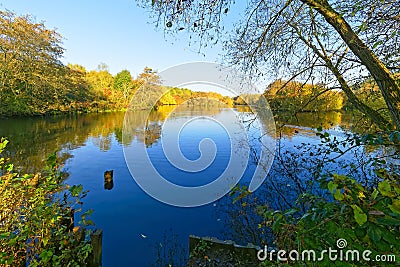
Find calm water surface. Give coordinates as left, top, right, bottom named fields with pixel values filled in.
left=0, top=106, right=357, bottom=266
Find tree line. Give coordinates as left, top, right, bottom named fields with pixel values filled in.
left=4, top=9, right=392, bottom=119
left=0, top=10, right=233, bottom=117
left=260, top=77, right=397, bottom=116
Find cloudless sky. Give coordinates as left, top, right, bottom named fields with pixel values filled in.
left=1, top=0, right=228, bottom=77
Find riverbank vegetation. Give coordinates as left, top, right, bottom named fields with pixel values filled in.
left=3, top=10, right=394, bottom=119
left=263, top=79, right=344, bottom=112
left=0, top=10, right=232, bottom=117
left=0, top=138, right=94, bottom=266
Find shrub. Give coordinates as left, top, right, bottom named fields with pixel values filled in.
left=0, top=138, right=93, bottom=266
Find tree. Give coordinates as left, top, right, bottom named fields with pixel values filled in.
left=265, top=80, right=344, bottom=112
left=85, top=66, right=114, bottom=100
left=157, top=92, right=177, bottom=106
left=0, top=10, right=69, bottom=114
left=96, top=62, right=109, bottom=72
left=302, top=0, right=400, bottom=129
left=138, top=0, right=400, bottom=129
left=65, top=64, right=93, bottom=102
left=68, top=64, right=87, bottom=74
left=137, top=66, right=160, bottom=85
left=113, top=70, right=134, bottom=101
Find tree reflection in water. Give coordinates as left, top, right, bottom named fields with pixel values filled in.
left=0, top=107, right=386, bottom=266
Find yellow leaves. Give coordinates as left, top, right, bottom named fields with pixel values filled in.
left=357, top=191, right=366, bottom=199
left=157, top=92, right=177, bottom=106
left=73, top=226, right=80, bottom=234
left=265, top=79, right=345, bottom=112
left=0, top=10, right=69, bottom=115
left=23, top=173, right=40, bottom=187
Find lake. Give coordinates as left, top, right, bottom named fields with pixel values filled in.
left=0, top=106, right=367, bottom=266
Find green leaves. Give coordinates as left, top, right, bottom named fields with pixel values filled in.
left=39, top=250, right=53, bottom=263
left=328, top=181, right=337, bottom=192
left=235, top=126, right=400, bottom=265
left=367, top=225, right=382, bottom=243
left=0, top=146, right=93, bottom=266
left=375, top=216, right=400, bottom=226
left=0, top=233, right=9, bottom=239
left=351, top=205, right=367, bottom=226
left=46, top=152, right=57, bottom=167
left=334, top=190, right=344, bottom=201
left=388, top=199, right=400, bottom=214
left=328, top=180, right=344, bottom=200
left=113, top=70, right=134, bottom=101
left=262, top=170, right=399, bottom=258
left=0, top=138, right=9, bottom=152
left=371, top=188, right=379, bottom=199
left=69, top=184, right=83, bottom=197
left=378, top=180, right=391, bottom=196
left=272, top=212, right=284, bottom=232
left=372, top=40, right=384, bottom=49
left=359, top=22, right=368, bottom=31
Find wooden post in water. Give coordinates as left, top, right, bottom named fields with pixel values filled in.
left=90, top=229, right=103, bottom=267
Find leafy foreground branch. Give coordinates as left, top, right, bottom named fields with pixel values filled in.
left=0, top=138, right=94, bottom=266
left=252, top=173, right=400, bottom=266
left=228, top=131, right=400, bottom=266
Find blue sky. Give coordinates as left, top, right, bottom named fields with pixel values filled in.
left=1, top=0, right=226, bottom=77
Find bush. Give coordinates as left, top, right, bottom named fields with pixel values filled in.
left=256, top=173, right=400, bottom=266
left=0, top=138, right=93, bottom=266
left=229, top=131, right=400, bottom=266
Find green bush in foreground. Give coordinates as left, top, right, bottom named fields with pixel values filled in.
left=252, top=132, right=400, bottom=266
left=254, top=174, right=400, bottom=266
left=0, top=138, right=93, bottom=266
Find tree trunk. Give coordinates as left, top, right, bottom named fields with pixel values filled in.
left=326, top=60, right=390, bottom=129
left=292, top=25, right=390, bottom=129
left=302, top=0, right=400, bottom=129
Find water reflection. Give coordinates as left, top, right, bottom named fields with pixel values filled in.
left=0, top=108, right=358, bottom=174
left=0, top=105, right=240, bottom=174
left=0, top=112, right=125, bottom=173
left=0, top=107, right=372, bottom=266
